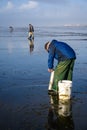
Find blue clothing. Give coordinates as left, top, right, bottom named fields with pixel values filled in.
left=48, top=40, right=76, bottom=69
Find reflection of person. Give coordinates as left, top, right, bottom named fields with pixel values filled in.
left=28, top=24, right=34, bottom=40
left=47, top=95, right=74, bottom=130
left=28, top=39, right=34, bottom=53
left=44, top=39, right=76, bottom=95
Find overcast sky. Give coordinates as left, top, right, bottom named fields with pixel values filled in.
left=0, top=0, right=87, bottom=27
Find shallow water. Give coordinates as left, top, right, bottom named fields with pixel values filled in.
left=0, top=26, right=87, bottom=130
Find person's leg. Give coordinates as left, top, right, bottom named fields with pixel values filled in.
left=67, top=59, right=75, bottom=80
left=52, top=60, right=72, bottom=92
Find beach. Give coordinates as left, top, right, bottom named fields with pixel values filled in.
left=0, top=26, right=87, bottom=130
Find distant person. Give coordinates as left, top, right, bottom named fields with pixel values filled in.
left=44, top=39, right=76, bottom=95
left=9, top=26, right=13, bottom=32
left=28, top=24, right=34, bottom=40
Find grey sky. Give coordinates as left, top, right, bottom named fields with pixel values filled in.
left=0, top=0, right=87, bottom=27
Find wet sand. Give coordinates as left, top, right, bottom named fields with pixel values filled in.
left=0, top=26, right=87, bottom=130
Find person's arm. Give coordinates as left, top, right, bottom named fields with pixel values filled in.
left=48, top=44, right=55, bottom=72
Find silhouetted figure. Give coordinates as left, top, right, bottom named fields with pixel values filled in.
left=28, top=24, right=34, bottom=40
left=9, top=26, right=13, bottom=32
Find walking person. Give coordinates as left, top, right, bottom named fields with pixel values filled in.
left=44, top=39, right=76, bottom=95
left=28, top=24, right=34, bottom=40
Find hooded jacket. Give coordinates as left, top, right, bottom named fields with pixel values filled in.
left=48, top=40, right=76, bottom=69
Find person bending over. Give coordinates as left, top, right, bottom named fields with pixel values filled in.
left=44, top=39, right=76, bottom=94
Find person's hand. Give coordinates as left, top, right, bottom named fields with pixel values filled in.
left=48, top=68, right=54, bottom=73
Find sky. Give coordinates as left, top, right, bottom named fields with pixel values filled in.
left=0, top=0, right=87, bottom=27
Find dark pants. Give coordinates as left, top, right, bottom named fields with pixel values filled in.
left=52, top=59, right=75, bottom=91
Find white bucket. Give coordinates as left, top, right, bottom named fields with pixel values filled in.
left=58, top=80, right=72, bottom=100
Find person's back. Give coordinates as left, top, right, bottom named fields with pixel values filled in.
left=29, top=24, right=34, bottom=32
left=49, top=40, right=76, bottom=63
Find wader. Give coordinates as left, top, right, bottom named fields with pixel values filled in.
left=52, top=59, right=75, bottom=92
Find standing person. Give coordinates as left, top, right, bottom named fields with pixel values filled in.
left=9, top=26, right=13, bottom=32
left=44, top=39, right=76, bottom=95
left=28, top=24, right=34, bottom=40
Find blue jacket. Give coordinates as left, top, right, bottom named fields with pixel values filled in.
left=48, top=40, right=76, bottom=69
